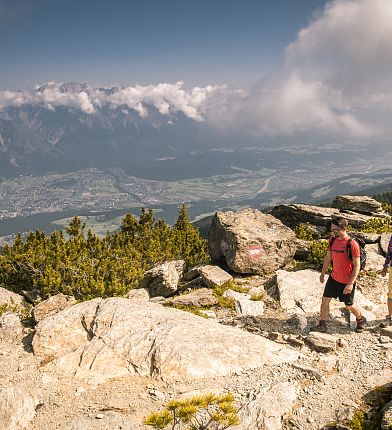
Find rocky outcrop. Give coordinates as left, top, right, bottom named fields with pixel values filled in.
left=331, top=195, right=383, bottom=214
left=32, top=297, right=298, bottom=383
left=0, top=386, right=39, bottom=430
left=183, top=265, right=233, bottom=287
left=306, top=332, right=337, bottom=353
left=270, top=203, right=389, bottom=231
left=209, top=209, right=297, bottom=274
left=33, top=293, right=77, bottom=323
left=365, top=244, right=385, bottom=272
left=140, top=260, right=185, bottom=298
left=125, top=288, right=150, bottom=301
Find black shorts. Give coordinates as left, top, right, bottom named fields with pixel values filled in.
left=323, top=276, right=355, bottom=306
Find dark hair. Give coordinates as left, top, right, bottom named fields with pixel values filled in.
left=331, top=216, right=349, bottom=229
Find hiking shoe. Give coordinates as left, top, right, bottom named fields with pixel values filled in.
left=313, top=320, right=328, bottom=333
left=380, top=316, right=392, bottom=328
left=355, top=316, right=368, bottom=333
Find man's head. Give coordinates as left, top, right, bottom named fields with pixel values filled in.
left=331, top=216, right=349, bottom=238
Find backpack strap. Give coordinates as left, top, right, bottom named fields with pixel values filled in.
left=328, top=236, right=336, bottom=250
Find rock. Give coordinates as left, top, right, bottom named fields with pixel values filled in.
left=316, top=355, right=339, bottom=373
left=197, top=265, right=233, bottom=287
left=306, top=332, right=337, bottom=353
left=223, top=289, right=251, bottom=301
left=380, top=233, right=392, bottom=256
left=183, top=266, right=202, bottom=281
left=177, top=277, right=205, bottom=292
left=60, top=411, right=142, bottom=430
left=286, top=314, right=308, bottom=331
left=239, top=382, right=298, bottom=430
left=20, top=289, right=40, bottom=305
left=381, top=399, right=392, bottom=429
left=271, top=203, right=388, bottom=230
left=292, top=364, right=324, bottom=381
left=32, top=293, right=77, bottom=323
left=166, top=288, right=218, bottom=307
left=235, top=299, right=264, bottom=317
left=199, top=310, right=217, bottom=318
left=140, top=260, right=185, bottom=298
left=0, top=312, right=24, bottom=341
left=365, top=244, right=386, bottom=272
left=275, top=269, right=322, bottom=314
left=125, top=288, right=149, bottom=301
left=0, top=386, right=39, bottom=430
left=332, top=195, right=383, bottom=214
left=32, top=297, right=298, bottom=383
left=209, top=208, right=297, bottom=274
left=0, top=287, right=27, bottom=310
left=294, top=238, right=310, bottom=260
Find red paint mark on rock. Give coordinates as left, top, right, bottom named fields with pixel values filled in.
left=246, top=245, right=263, bottom=260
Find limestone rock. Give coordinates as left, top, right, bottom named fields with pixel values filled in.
left=209, top=208, right=297, bottom=274
left=140, top=260, right=185, bottom=298
left=238, top=382, right=298, bottom=430
left=33, top=293, right=77, bottom=323
left=294, top=238, right=310, bottom=260
left=32, top=297, right=298, bottom=383
left=306, top=332, right=337, bottom=353
left=235, top=299, right=264, bottom=317
left=125, top=288, right=150, bottom=301
left=223, top=289, right=251, bottom=301
left=167, top=288, right=218, bottom=307
left=332, top=195, right=383, bottom=214
left=0, top=386, right=39, bottom=430
left=197, top=265, right=233, bottom=287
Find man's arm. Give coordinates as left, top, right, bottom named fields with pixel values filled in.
left=344, top=256, right=360, bottom=294
left=320, top=250, right=332, bottom=283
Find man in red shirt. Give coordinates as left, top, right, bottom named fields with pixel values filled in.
left=316, top=217, right=367, bottom=333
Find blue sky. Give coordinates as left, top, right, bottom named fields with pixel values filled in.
left=2, top=0, right=392, bottom=142
left=0, top=0, right=328, bottom=89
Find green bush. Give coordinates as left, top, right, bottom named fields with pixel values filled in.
left=294, top=223, right=314, bottom=241
left=0, top=206, right=210, bottom=302
left=144, top=392, right=239, bottom=430
left=356, top=217, right=391, bottom=234
left=306, top=240, right=329, bottom=270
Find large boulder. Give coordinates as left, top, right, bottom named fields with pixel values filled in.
left=140, top=260, right=185, bottom=298
left=365, top=244, right=386, bottom=272
left=32, top=297, right=298, bottom=383
left=331, top=195, right=383, bottom=214
left=0, top=312, right=24, bottom=342
left=209, top=209, right=297, bottom=274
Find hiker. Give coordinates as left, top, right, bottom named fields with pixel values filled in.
left=316, top=217, right=367, bottom=333
left=380, top=235, right=392, bottom=325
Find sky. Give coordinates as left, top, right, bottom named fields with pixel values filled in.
left=1, top=0, right=392, bottom=143
left=0, top=0, right=327, bottom=89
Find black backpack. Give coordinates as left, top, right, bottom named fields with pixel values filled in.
left=329, top=234, right=367, bottom=271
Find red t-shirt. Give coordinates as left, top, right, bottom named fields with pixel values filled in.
left=330, top=236, right=360, bottom=284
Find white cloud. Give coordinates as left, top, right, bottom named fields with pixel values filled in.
left=0, top=81, right=222, bottom=121
left=206, top=0, right=392, bottom=139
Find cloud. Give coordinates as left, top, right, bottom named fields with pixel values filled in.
left=0, top=81, right=223, bottom=121
left=206, top=0, right=392, bottom=139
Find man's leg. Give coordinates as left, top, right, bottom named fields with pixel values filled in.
left=345, top=304, right=361, bottom=319
left=320, top=296, right=332, bottom=320
left=388, top=268, right=392, bottom=317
